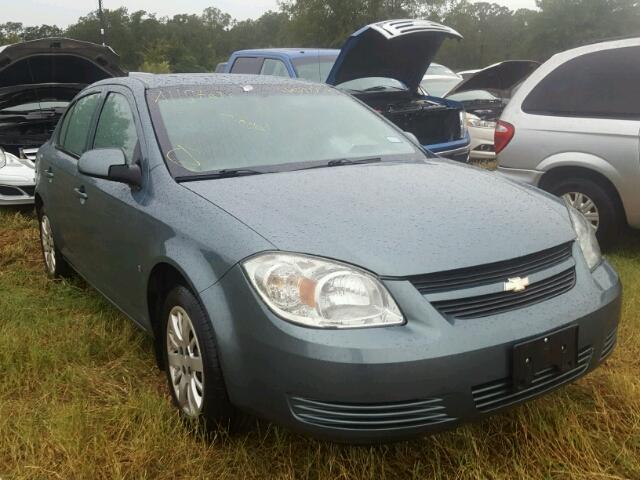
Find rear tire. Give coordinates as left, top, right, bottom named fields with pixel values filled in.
left=161, top=285, right=238, bottom=429
left=545, top=176, right=621, bottom=248
left=37, top=207, right=72, bottom=278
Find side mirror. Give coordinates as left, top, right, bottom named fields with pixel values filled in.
left=78, top=148, right=142, bottom=187
left=403, top=131, right=421, bottom=146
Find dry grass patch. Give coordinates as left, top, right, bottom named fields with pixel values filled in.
left=0, top=207, right=638, bottom=479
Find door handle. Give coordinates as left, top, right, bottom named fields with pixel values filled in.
left=44, top=167, right=54, bottom=179
left=74, top=186, right=88, bottom=201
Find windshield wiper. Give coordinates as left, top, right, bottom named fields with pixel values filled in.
left=369, top=86, right=405, bottom=91
left=175, top=168, right=266, bottom=182
left=296, top=157, right=382, bottom=171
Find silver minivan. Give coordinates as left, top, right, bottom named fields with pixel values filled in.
left=496, top=38, right=640, bottom=246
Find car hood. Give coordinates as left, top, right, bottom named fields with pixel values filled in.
left=184, top=161, right=575, bottom=277
left=0, top=83, right=81, bottom=112
left=325, top=20, right=462, bottom=92
left=446, top=60, right=540, bottom=97
left=0, top=37, right=124, bottom=93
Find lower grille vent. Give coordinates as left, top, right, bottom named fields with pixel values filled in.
left=600, top=328, right=617, bottom=361
left=289, top=396, right=455, bottom=431
left=0, top=185, right=23, bottom=197
left=472, top=347, right=593, bottom=413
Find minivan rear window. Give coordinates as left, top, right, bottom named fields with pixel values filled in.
left=522, top=46, right=640, bottom=119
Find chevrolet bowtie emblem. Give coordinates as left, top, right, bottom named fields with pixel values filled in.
left=504, top=277, right=530, bottom=292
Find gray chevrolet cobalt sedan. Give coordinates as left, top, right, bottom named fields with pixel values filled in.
left=35, top=74, right=621, bottom=443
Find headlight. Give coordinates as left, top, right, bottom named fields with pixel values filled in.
left=459, top=110, right=468, bottom=138
left=466, top=113, right=497, bottom=129
left=567, top=206, right=602, bottom=270
left=243, top=252, right=404, bottom=329
left=0, top=150, right=27, bottom=169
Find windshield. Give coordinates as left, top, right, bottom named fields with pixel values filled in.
left=447, top=90, right=501, bottom=102
left=420, top=77, right=462, bottom=98
left=147, top=84, right=418, bottom=177
left=426, top=64, right=457, bottom=76
left=337, top=77, right=408, bottom=93
left=292, top=55, right=337, bottom=82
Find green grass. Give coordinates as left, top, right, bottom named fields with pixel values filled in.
left=0, top=207, right=638, bottom=479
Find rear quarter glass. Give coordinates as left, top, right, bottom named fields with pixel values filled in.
left=522, top=45, right=640, bottom=120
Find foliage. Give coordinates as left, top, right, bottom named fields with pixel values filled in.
left=0, top=206, right=639, bottom=478
left=1, top=0, right=639, bottom=72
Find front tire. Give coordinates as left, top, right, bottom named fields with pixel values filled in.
left=162, top=285, right=237, bottom=427
left=38, top=208, right=72, bottom=278
left=545, top=176, right=621, bottom=248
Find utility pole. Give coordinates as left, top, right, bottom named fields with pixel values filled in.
left=98, top=0, right=106, bottom=45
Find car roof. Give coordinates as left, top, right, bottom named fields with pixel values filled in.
left=231, top=48, right=340, bottom=59
left=94, top=73, right=331, bottom=90
left=551, top=36, right=640, bottom=63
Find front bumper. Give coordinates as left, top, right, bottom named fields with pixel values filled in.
left=427, top=136, right=471, bottom=163
left=497, top=165, right=544, bottom=187
left=468, top=125, right=495, bottom=161
left=202, top=254, right=621, bottom=443
left=0, top=161, right=36, bottom=205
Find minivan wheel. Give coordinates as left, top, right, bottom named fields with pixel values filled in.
left=162, top=285, right=237, bottom=427
left=38, top=210, right=71, bottom=278
left=546, top=177, right=621, bottom=248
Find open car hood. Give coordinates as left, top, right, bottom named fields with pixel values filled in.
left=446, top=60, right=540, bottom=97
left=326, top=20, right=462, bottom=92
left=0, top=37, right=125, bottom=93
left=0, top=83, right=83, bottom=112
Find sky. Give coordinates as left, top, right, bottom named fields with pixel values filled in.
left=2, top=0, right=539, bottom=28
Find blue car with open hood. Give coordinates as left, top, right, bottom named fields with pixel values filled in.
left=35, top=73, right=620, bottom=443
left=225, top=20, right=471, bottom=162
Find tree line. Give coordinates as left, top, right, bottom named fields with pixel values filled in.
left=1, top=0, right=639, bottom=73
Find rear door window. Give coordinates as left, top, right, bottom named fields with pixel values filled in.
left=93, top=93, right=139, bottom=163
left=260, top=59, right=290, bottom=77
left=522, top=46, right=640, bottom=119
left=59, top=93, right=101, bottom=157
left=230, top=57, right=264, bottom=74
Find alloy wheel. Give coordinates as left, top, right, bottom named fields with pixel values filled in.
left=166, top=306, right=205, bottom=417
left=40, top=215, right=56, bottom=274
left=563, top=191, right=599, bottom=230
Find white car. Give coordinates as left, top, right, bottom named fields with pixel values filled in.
left=0, top=37, right=124, bottom=205
left=446, top=61, right=539, bottom=161
left=420, top=63, right=462, bottom=98
left=0, top=147, right=35, bottom=204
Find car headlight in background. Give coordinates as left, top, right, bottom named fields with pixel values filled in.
left=466, top=113, right=497, bottom=129
left=568, top=206, right=602, bottom=270
left=0, top=149, right=32, bottom=170
left=459, top=110, right=468, bottom=138
left=243, top=252, right=404, bottom=329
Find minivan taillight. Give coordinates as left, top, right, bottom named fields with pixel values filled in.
left=494, top=120, right=515, bottom=155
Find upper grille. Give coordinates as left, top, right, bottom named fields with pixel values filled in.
left=19, top=147, right=38, bottom=161
left=472, top=347, right=593, bottom=413
left=289, top=396, right=455, bottom=431
left=432, top=267, right=576, bottom=319
left=409, top=242, right=573, bottom=295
